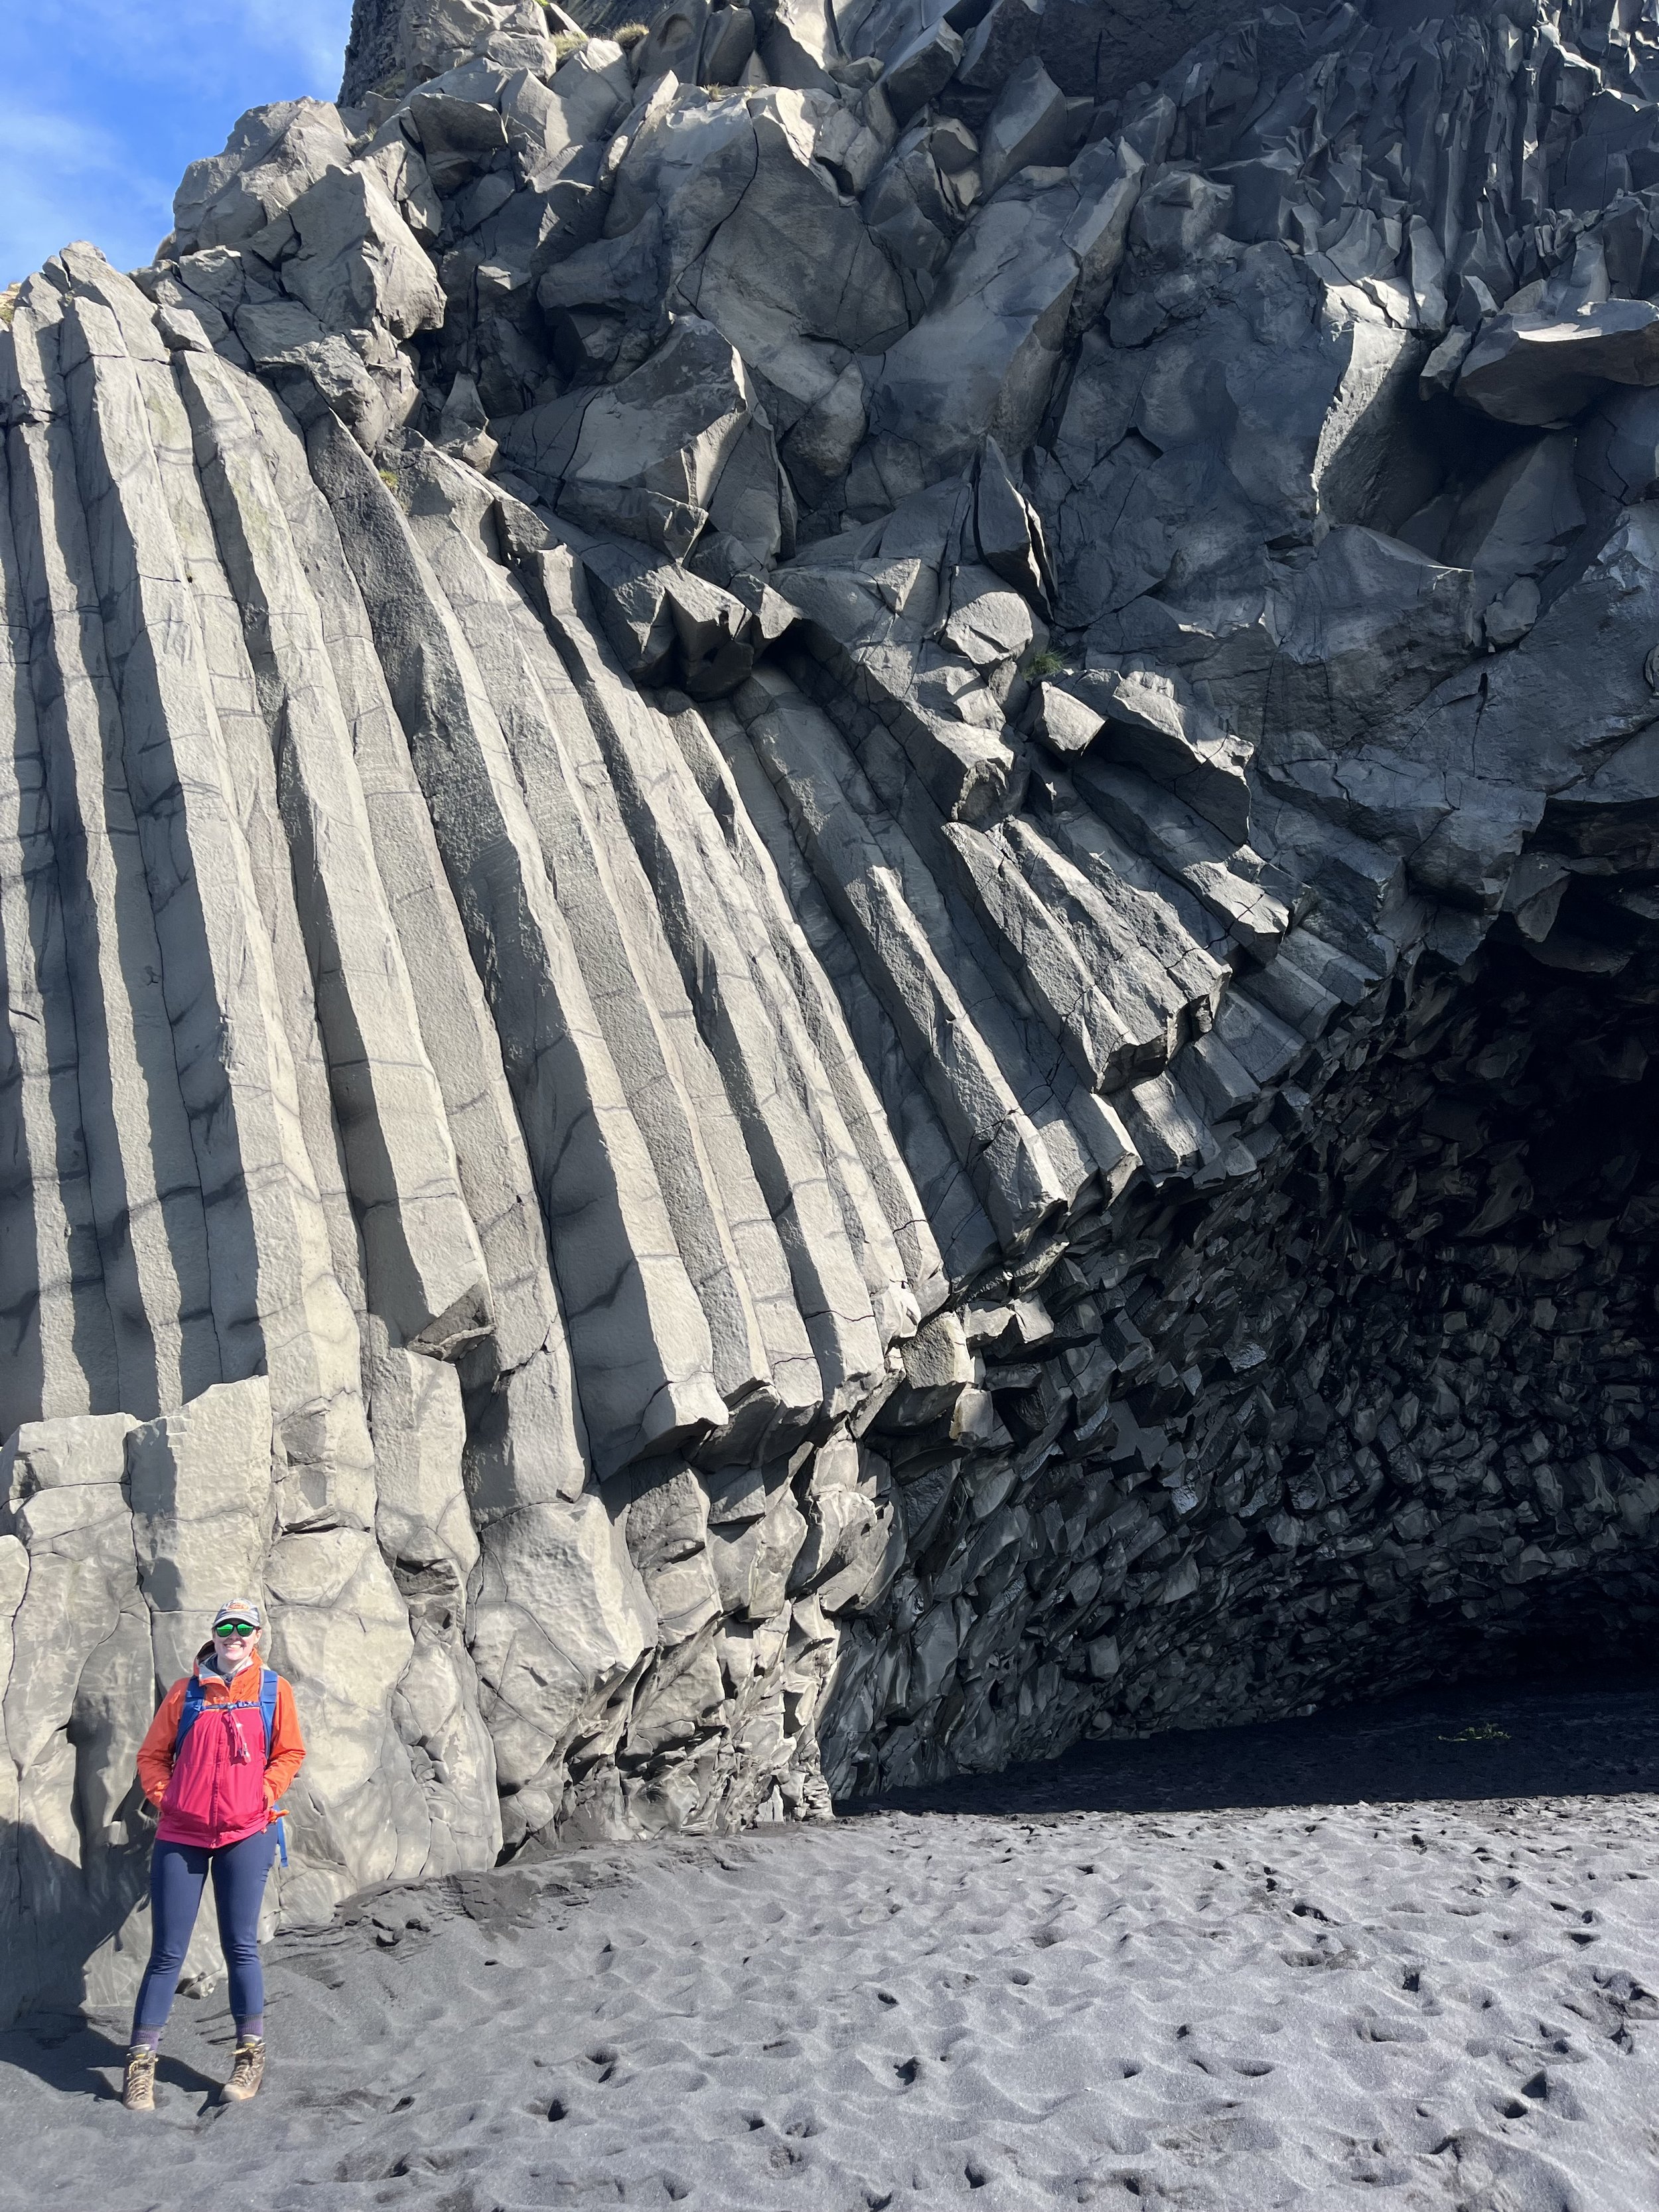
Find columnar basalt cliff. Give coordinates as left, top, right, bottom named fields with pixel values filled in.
left=6, top=0, right=1659, bottom=2024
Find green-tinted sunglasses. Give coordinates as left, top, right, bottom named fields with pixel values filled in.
left=214, top=1620, right=257, bottom=1639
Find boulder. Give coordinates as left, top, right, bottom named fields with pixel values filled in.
left=469, top=1493, right=658, bottom=1842
left=956, top=0, right=1044, bottom=92
left=631, top=0, right=711, bottom=88
left=395, top=0, right=555, bottom=90
left=407, top=76, right=512, bottom=189
left=126, top=1380, right=277, bottom=1688
left=762, top=0, right=847, bottom=92
left=979, top=57, right=1073, bottom=198
left=1458, top=301, right=1659, bottom=427
left=501, top=314, right=770, bottom=557
left=884, top=17, right=964, bottom=120
left=1031, top=680, right=1104, bottom=755
left=173, top=101, right=352, bottom=252
left=503, top=42, right=633, bottom=173
left=861, top=135, right=1142, bottom=491
left=282, top=165, right=447, bottom=338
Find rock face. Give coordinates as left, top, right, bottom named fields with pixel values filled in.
left=7, top=0, right=1659, bottom=2023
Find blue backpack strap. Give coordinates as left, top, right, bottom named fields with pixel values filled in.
left=174, top=1670, right=280, bottom=1755
left=261, top=1669, right=290, bottom=1865
left=175, top=1674, right=207, bottom=1753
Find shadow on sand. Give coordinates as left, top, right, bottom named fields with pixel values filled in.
left=841, top=1674, right=1659, bottom=1821
left=0, top=1815, right=222, bottom=2108
left=0, top=2009, right=222, bottom=2108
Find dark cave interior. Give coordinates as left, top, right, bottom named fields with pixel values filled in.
left=826, top=928, right=1659, bottom=1796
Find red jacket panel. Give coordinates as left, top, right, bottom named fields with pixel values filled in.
left=137, top=1662, right=305, bottom=1851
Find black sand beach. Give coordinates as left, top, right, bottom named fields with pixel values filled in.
left=4, top=1679, right=1658, bottom=2211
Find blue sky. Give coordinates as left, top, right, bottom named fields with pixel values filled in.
left=3, top=0, right=354, bottom=288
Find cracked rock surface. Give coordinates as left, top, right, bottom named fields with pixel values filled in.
left=7, top=0, right=1659, bottom=2021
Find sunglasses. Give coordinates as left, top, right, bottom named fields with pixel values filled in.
left=214, top=1621, right=257, bottom=1639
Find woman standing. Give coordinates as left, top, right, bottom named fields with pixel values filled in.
left=121, top=1603, right=305, bottom=2112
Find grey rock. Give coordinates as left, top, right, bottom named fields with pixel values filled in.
left=509, top=42, right=633, bottom=169
left=956, top=0, right=1043, bottom=92
left=978, top=56, right=1072, bottom=198
left=626, top=1465, right=723, bottom=1643
left=178, top=352, right=492, bottom=1358
left=883, top=17, right=964, bottom=121
left=308, top=419, right=729, bottom=1479
left=862, top=135, right=1143, bottom=490
left=632, top=0, right=709, bottom=88
left=1419, top=325, right=1472, bottom=400
left=502, top=315, right=771, bottom=559
left=407, top=80, right=512, bottom=195
left=701, top=7, right=759, bottom=87
left=761, top=0, right=847, bottom=92
left=370, top=1342, right=480, bottom=1589
left=282, top=166, right=447, bottom=340
left=127, top=1380, right=277, bottom=1688
left=12, top=0, right=1659, bottom=2015
left=1483, top=575, right=1541, bottom=648
left=1074, top=668, right=1251, bottom=845
left=581, top=538, right=760, bottom=692
left=174, top=101, right=353, bottom=253
left=363, top=0, right=555, bottom=99
left=1457, top=301, right=1659, bottom=427
left=864, top=127, right=959, bottom=283
left=782, top=362, right=869, bottom=508
left=974, top=435, right=1051, bottom=607
left=1031, top=680, right=1102, bottom=755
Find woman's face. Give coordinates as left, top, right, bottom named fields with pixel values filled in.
left=213, top=1621, right=258, bottom=1670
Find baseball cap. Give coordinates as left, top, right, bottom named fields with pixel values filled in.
left=212, top=1601, right=263, bottom=1631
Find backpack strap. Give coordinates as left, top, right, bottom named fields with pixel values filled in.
left=260, top=1668, right=289, bottom=1864
left=171, top=1667, right=291, bottom=1863
left=173, top=1670, right=279, bottom=1755
left=175, top=1674, right=208, bottom=1753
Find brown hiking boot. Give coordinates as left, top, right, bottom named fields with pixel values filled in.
left=222, top=2037, right=265, bottom=2102
left=121, top=2047, right=157, bottom=2112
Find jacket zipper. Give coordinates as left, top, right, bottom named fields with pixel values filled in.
left=177, top=1681, right=266, bottom=1843
left=209, top=1712, right=222, bottom=1842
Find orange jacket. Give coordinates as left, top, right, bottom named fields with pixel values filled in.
left=136, top=1660, right=305, bottom=1822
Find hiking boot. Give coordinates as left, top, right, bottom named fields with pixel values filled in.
left=222, top=2037, right=265, bottom=2102
left=121, top=2047, right=157, bottom=2112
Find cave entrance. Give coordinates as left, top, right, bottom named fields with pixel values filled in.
left=1297, top=936, right=1659, bottom=1692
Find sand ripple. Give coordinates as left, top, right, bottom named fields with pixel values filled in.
left=4, top=1757, right=1659, bottom=2208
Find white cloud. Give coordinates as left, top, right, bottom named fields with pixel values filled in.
left=0, top=102, right=176, bottom=281
left=0, top=0, right=354, bottom=283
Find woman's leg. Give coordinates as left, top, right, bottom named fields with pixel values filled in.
left=129, top=1840, right=211, bottom=2048
left=210, top=1825, right=278, bottom=2037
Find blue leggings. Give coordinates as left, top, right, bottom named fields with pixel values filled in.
left=131, top=1828, right=277, bottom=2037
